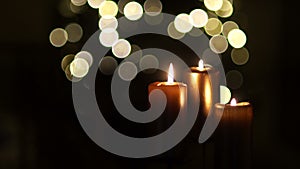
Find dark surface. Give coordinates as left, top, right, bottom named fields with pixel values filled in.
left=0, top=0, right=299, bottom=169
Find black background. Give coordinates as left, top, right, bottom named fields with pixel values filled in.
left=0, top=0, right=299, bottom=168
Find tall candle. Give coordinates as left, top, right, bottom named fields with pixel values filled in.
left=185, top=59, right=220, bottom=138
left=213, top=98, right=253, bottom=169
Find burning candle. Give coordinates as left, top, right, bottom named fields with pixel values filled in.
left=213, top=98, right=253, bottom=169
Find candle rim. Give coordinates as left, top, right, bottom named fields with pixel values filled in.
left=149, top=81, right=187, bottom=87
left=215, top=102, right=251, bottom=108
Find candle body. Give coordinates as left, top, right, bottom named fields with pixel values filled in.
left=214, top=102, right=253, bottom=169
left=185, top=67, right=220, bottom=139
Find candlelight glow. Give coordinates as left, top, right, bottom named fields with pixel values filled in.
left=167, top=63, right=174, bottom=84
left=227, top=28, right=247, bottom=48
left=230, top=98, right=237, bottom=106
left=98, top=0, right=118, bottom=17
left=198, top=59, right=204, bottom=70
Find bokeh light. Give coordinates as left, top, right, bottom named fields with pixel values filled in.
left=215, top=0, right=233, bottom=18
left=71, top=0, right=87, bottom=6
left=112, top=39, right=132, bottom=58
left=87, top=0, right=105, bottom=9
left=74, top=51, right=93, bottom=67
left=174, top=13, right=193, bottom=33
left=99, top=28, right=119, bottom=47
left=99, top=0, right=118, bottom=17
left=70, top=1, right=87, bottom=14
left=127, top=44, right=143, bottom=63
left=144, top=13, right=164, bottom=25
left=226, top=70, right=244, bottom=89
left=61, top=54, right=75, bottom=71
left=65, top=65, right=82, bottom=82
left=222, top=21, right=239, bottom=38
left=144, top=0, right=163, bottom=16
left=139, top=54, right=159, bottom=73
left=49, top=28, right=68, bottom=47
left=99, top=16, right=118, bottom=30
left=204, top=0, right=223, bottom=11
left=188, top=27, right=203, bottom=37
left=117, top=0, right=131, bottom=14
left=65, top=23, right=83, bottom=43
left=189, top=9, right=208, bottom=28
left=227, top=28, right=247, bottom=48
left=231, top=47, right=249, bottom=65
left=220, top=85, right=231, bottom=104
left=118, top=62, right=138, bottom=81
left=204, top=18, right=223, bottom=36
left=209, top=35, right=228, bottom=54
left=99, top=56, right=118, bottom=75
left=70, top=58, right=90, bottom=78
left=124, top=1, right=144, bottom=21
left=167, top=21, right=185, bottom=39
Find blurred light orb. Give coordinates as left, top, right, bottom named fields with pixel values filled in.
left=204, top=0, right=223, bottom=11
left=220, top=85, right=231, bottom=104
left=139, top=54, right=159, bottom=72
left=87, top=0, right=105, bottom=9
left=128, top=44, right=143, bottom=63
left=144, top=0, right=163, bottom=16
left=231, top=47, right=249, bottom=65
left=75, top=51, right=93, bottom=67
left=226, top=70, right=244, bottom=89
left=70, top=58, right=90, bottom=78
left=65, top=65, right=82, bottom=82
left=118, top=62, right=138, bottom=81
left=70, top=1, right=86, bottom=14
left=117, top=0, right=131, bottom=14
left=65, top=23, right=83, bottom=43
left=209, top=35, right=228, bottom=54
left=124, top=1, right=143, bottom=21
left=227, top=28, right=247, bottom=48
left=215, top=0, right=233, bottom=18
left=61, top=54, right=75, bottom=71
left=188, top=27, right=203, bottom=37
left=167, top=21, right=185, bottom=39
left=174, top=13, right=193, bottom=33
left=222, top=21, right=239, bottom=38
left=49, top=28, right=68, bottom=47
left=144, top=13, right=164, bottom=25
left=112, top=39, right=132, bottom=58
left=99, top=28, right=119, bottom=47
left=99, top=56, right=118, bottom=75
left=99, top=0, right=118, bottom=17
left=204, top=18, right=223, bottom=36
left=189, top=9, right=208, bottom=28
left=71, top=0, right=87, bottom=6
left=99, top=16, right=118, bottom=30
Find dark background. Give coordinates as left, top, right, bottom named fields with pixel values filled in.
left=1, top=0, right=299, bottom=168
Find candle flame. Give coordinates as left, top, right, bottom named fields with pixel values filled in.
left=167, top=63, right=174, bottom=84
left=198, top=59, right=204, bottom=71
left=230, top=98, right=237, bottom=106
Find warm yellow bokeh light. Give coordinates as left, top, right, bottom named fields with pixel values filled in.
left=99, top=0, right=118, bottom=17
left=204, top=18, right=223, bottom=36
left=87, top=0, right=104, bottom=9
left=189, top=9, right=208, bottom=28
left=65, top=64, right=82, bottom=82
left=222, top=21, right=239, bottom=38
left=49, top=28, right=68, bottom=47
left=215, top=0, right=233, bottom=18
left=124, top=1, right=143, bottom=21
left=98, top=16, right=118, bottom=30
left=99, top=28, right=119, bottom=47
left=227, top=28, right=247, bottom=48
left=112, top=39, right=132, bottom=58
left=231, top=47, right=249, bottom=65
left=61, top=54, right=75, bottom=71
left=167, top=21, right=185, bottom=39
left=209, top=35, right=228, bottom=54
left=70, top=58, right=90, bottom=78
left=71, top=0, right=87, bottom=6
left=220, top=85, right=231, bottom=104
left=75, top=51, right=93, bottom=67
left=174, top=13, right=193, bottom=33
left=65, top=23, right=83, bottom=43
left=204, top=0, right=223, bottom=11
left=117, top=0, right=131, bottom=14
left=144, top=0, right=163, bottom=16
